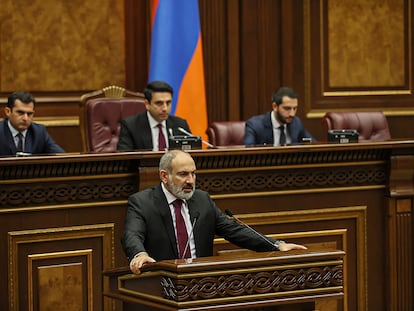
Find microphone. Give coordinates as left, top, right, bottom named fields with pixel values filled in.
left=181, top=211, right=200, bottom=259
left=16, top=152, right=32, bottom=157
left=177, top=127, right=214, bottom=148
left=224, top=209, right=279, bottom=250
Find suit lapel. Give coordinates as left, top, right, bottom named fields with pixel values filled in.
left=139, top=114, right=155, bottom=149
left=287, top=118, right=298, bottom=143
left=3, top=122, right=17, bottom=154
left=186, top=196, right=202, bottom=256
left=264, top=112, right=274, bottom=144
left=153, top=185, right=179, bottom=258
left=166, top=118, right=177, bottom=137
left=24, top=129, right=33, bottom=153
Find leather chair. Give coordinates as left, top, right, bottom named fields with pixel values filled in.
left=206, top=121, right=246, bottom=147
left=322, top=111, right=391, bottom=142
left=79, top=85, right=146, bottom=152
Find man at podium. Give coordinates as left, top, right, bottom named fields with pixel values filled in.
left=122, top=150, right=306, bottom=274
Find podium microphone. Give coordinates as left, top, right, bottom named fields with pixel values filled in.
left=181, top=211, right=200, bottom=259
left=224, top=209, right=278, bottom=250
left=177, top=127, right=214, bottom=148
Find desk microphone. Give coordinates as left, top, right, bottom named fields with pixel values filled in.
left=224, top=209, right=277, bottom=250
left=16, top=152, right=32, bottom=157
left=181, top=211, right=200, bottom=259
left=177, top=127, right=214, bottom=148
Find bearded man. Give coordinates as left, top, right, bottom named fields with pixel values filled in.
left=243, top=87, right=316, bottom=146
left=122, top=150, right=306, bottom=274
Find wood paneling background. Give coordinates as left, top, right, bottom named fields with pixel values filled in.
left=0, top=0, right=413, bottom=151
left=0, top=0, right=126, bottom=91
left=2, top=142, right=414, bottom=310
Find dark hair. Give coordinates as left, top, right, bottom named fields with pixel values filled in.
left=144, top=81, right=173, bottom=102
left=271, top=87, right=298, bottom=105
left=7, top=91, right=36, bottom=109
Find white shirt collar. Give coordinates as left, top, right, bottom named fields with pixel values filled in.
left=147, top=111, right=166, bottom=128
left=271, top=111, right=284, bottom=129
left=161, top=182, right=187, bottom=205
left=7, top=120, right=27, bottom=137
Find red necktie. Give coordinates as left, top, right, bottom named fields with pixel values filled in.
left=173, top=199, right=190, bottom=258
left=157, top=124, right=167, bottom=151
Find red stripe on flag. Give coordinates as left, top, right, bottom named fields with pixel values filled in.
left=151, top=0, right=159, bottom=27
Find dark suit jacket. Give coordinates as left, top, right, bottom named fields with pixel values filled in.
left=121, top=184, right=277, bottom=261
left=243, top=112, right=316, bottom=145
left=117, top=112, right=191, bottom=151
left=0, top=119, right=64, bottom=156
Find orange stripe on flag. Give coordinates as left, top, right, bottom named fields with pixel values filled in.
left=175, top=36, right=208, bottom=145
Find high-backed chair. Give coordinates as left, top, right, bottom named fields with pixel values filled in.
left=206, top=121, right=246, bottom=147
left=79, top=85, right=146, bottom=152
left=322, top=111, right=391, bottom=142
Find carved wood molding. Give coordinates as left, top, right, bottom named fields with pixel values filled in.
left=195, top=148, right=390, bottom=170
left=1, top=180, right=136, bottom=208
left=113, top=250, right=345, bottom=309
left=199, top=164, right=386, bottom=196
left=161, top=264, right=343, bottom=301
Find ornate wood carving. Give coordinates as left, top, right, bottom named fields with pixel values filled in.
left=107, top=250, right=345, bottom=310
left=0, top=158, right=139, bottom=207
left=161, top=265, right=343, bottom=301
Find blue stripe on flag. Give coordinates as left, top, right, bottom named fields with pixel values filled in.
left=149, top=0, right=201, bottom=114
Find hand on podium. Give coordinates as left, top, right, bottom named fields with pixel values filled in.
left=278, top=242, right=307, bottom=251
left=130, top=252, right=156, bottom=275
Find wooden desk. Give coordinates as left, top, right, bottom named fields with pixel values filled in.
left=1, top=141, right=413, bottom=311
left=103, top=250, right=345, bottom=311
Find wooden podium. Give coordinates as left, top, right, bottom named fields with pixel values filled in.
left=104, top=250, right=345, bottom=311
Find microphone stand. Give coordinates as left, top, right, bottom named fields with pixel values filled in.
left=225, top=209, right=282, bottom=250
left=177, top=127, right=214, bottom=148
left=181, top=211, right=200, bottom=259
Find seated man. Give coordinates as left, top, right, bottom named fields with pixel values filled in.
left=117, top=80, right=191, bottom=151
left=122, top=149, right=307, bottom=275
left=0, top=91, right=64, bottom=156
left=243, top=87, right=316, bottom=146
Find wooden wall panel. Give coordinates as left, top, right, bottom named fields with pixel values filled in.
left=387, top=155, right=414, bottom=310
left=0, top=0, right=129, bottom=153
left=215, top=206, right=368, bottom=311
left=304, top=0, right=414, bottom=113
left=8, top=224, right=114, bottom=311
left=199, top=0, right=230, bottom=122
left=1, top=0, right=414, bottom=149
left=1, top=142, right=414, bottom=310
left=0, top=0, right=125, bottom=92
left=327, top=1, right=405, bottom=88
left=124, top=0, right=150, bottom=91
left=239, top=0, right=282, bottom=118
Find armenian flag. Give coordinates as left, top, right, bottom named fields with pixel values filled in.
left=149, top=0, right=208, bottom=142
